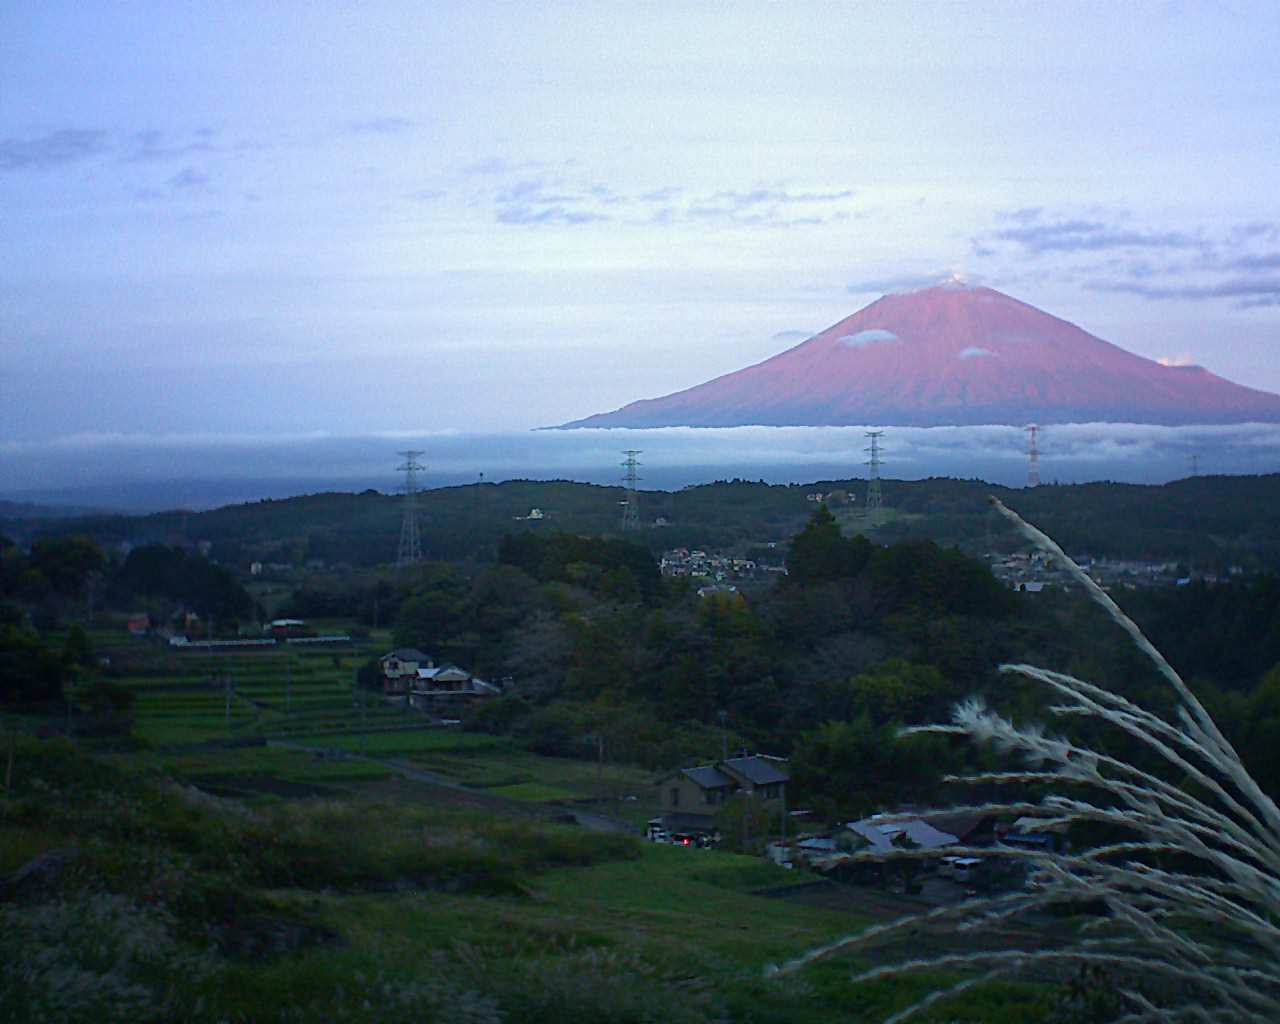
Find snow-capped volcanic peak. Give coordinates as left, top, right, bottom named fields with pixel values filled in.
left=559, top=285, right=1280, bottom=429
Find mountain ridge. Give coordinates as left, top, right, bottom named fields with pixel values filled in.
left=558, top=284, right=1280, bottom=428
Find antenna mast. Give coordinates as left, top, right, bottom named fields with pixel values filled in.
left=396, top=449, right=425, bottom=567
left=864, top=431, right=884, bottom=529
left=1025, top=425, right=1041, bottom=488
left=620, top=450, right=641, bottom=531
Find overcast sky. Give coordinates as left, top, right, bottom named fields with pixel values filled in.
left=3, top=1, right=1279, bottom=454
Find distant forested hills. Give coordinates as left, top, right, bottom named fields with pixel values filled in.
left=4, top=473, right=1279, bottom=571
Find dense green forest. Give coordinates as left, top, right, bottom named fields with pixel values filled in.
left=6, top=472, right=1280, bottom=572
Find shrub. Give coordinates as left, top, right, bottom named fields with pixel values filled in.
left=0, top=892, right=213, bottom=1024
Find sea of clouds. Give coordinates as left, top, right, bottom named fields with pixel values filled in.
left=2, top=423, right=1279, bottom=511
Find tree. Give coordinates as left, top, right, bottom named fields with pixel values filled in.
left=393, top=589, right=460, bottom=651
left=0, top=626, right=63, bottom=705
left=790, top=715, right=946, bottom=816
left=27, top=536, right=105, bottom=597
left=785, top=506, right=870, bottom=585
left=62, top=623, right=95, bottom=670
left=115, top=545, right=251, bottom=623
left=714, top=792, right=778, bottom=854
left=843, top=659, right=949, bottom=722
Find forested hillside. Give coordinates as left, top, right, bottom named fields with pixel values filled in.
left=6, top=473, right=1280, bottom=572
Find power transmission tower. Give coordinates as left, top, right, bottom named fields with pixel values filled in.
left=1188, top=452, right=1200, bottom=477
left=396, top=450, right=425, bottom=567
left=620, top=450, right=641, bottom=531
left=864, top=431, right=884, bottom=529
left=1025, top=424, right=1041, bottom=488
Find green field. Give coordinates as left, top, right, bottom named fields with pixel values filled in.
left=157, top=746, right=396, bottom=786
left=287, top=728, right=507, bottom=755
left=1, top=737, right=1052, bottom=1022
left=79, top=632, right=660, bottom=818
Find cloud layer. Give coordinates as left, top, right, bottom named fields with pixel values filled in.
left=4, top=424, right=1278, bottom=508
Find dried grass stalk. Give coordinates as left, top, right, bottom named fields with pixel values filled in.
left=767, top=499, right=1280, bottom=1022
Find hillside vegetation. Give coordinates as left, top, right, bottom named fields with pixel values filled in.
left=7, top=473, right=1280, bottom=571
left=1, top=738, right=1058, bottom=1024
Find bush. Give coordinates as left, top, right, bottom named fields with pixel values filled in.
left=0, top=893, right=213, bottom=1024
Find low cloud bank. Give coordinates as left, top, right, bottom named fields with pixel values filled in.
left=2, top=423, right=1278, bottom=510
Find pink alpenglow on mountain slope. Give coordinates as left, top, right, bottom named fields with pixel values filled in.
left=559, top=285, right=1280, bottom=428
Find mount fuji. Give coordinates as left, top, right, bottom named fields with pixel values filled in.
left=558, top=284, right=1280, bottom=428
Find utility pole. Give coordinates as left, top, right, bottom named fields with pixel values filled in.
left=780, top=780, right=788, bottom=864
left=396, top=450, right=425, bottom=567
left=352, top=642, right=367, bottom=753
left=620, top=450, right=641, bottom=531
left=864, top=431, right=884, bottom=529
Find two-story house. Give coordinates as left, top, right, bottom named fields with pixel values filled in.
left=378, top=648, right=433, bottom=695
left=653, top=754, right=790, bottom=834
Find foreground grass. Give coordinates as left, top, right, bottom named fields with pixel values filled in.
left=0, top=737, right=1054, bottom=1022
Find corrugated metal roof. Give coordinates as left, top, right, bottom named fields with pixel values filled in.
left=846, top=817, right=958, bottom=852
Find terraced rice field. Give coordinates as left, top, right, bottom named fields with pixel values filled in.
left=86, top=631, right=659, bottom=818
left=89, top=631, right=414, bottom=746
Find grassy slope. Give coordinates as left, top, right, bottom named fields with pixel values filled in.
left=6, top=634, right=1059, bottom=1021
left=0, top=737, right=1052, bottom=1023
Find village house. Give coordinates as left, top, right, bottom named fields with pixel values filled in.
left=653, top=754, right=790, bottom=834
left=378, top=649, right=501, bottom=705
left=408, top=663, right=501, bottom=709
left=379, top=647, right=433, bottom=696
